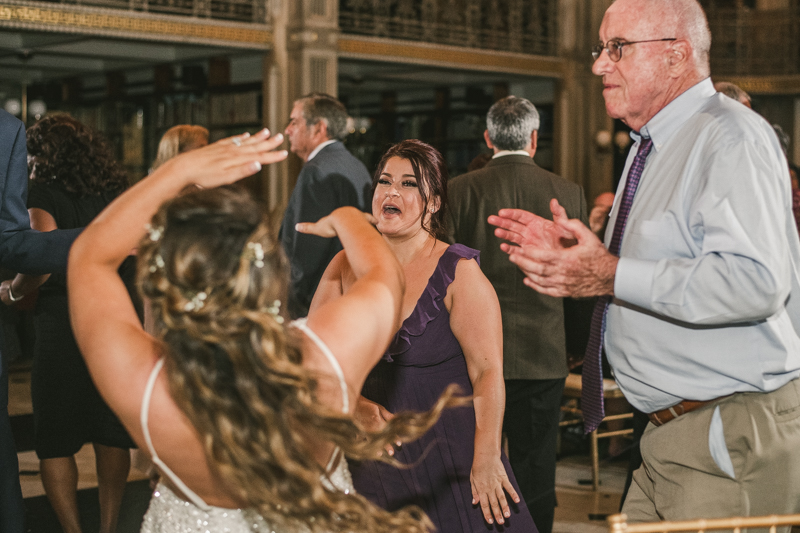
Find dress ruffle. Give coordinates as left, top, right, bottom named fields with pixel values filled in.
left=384, top=244, right=480, bottom=362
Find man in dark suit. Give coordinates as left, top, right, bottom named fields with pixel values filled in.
left=280, top=93, right=372, bottom=319
left=0, top=109, right=81, bottom=533
left=447, top=96, right=587, bottom=533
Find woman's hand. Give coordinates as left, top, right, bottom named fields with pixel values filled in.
left=354, top=396, right=399, bottom=457
left=470, top=454, right=520, bottom=525
left=155, top=129, right=287, bottom=190
left=296, top=209, right=377, bottom=239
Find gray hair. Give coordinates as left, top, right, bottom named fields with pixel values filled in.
left=645, top=0, right=711, bottom=74
left=486, top=96, right=540, bottom=151
left=296, top=93, right=349, bottom=141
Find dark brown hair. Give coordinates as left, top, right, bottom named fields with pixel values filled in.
left=373, top=140, right=449, bottom=240
left=27, top=114, right=128, bottom=196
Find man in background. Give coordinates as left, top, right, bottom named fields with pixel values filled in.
left=280, top=93, right=372, bottom=318
left=447, top=95, right=587, bottom=533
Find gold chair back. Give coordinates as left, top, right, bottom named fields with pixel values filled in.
left=607, top=513, right=800, bottom=533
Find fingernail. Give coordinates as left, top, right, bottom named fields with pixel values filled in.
left=505, top=511, right=511, bottom=517
left=295, top=223, right=303, bottom=231
left=275, top=133, right=283, bottom=141
left=242, top=132, right=251, bottom=138
left=281, top=150, right=288, bottom=156
left=498, top=519, right=504, bottom=524
left=262, top=128, right=270, bottom=135
left=252, top=161, right=262, bottom=171
left=488, top=519, right=493, bottom=524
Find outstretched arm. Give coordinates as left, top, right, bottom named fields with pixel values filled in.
left=68, top=130, right=288, bottom=420
left=297, top=209, right=404, bottom=410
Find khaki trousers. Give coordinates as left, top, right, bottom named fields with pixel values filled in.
left=623, top=378, right=800, bottom=521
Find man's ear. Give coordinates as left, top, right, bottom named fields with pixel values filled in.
left=668, top=40, right=691, bottom=75
left=483, top=130, right=494, bottom=150
left=315, top=119, right=330, bottom=141
left=530, top=130, right=538, bottom=157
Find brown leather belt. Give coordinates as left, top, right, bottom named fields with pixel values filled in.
left=648, top=397, right=730, bottom=427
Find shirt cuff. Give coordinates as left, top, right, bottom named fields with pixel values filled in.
left=614, top=257, right=657, bottom=309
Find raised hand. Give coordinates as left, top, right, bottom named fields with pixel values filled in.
left=296, top=209, right=377, bottom=239
left=155, top=129, right=288, bottom=190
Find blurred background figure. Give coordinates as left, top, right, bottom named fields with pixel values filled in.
left=714, top=81, right=752, bottom=108
left=151, top=124, right=209, bottom=171
left=589, top=191, right=615, bottom=238
left=772, top=124, right=800, bottom=235
left=0, top=114, right=140, bottom=533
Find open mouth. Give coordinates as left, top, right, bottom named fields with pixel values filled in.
left=383, top=204, right=401, bottom=215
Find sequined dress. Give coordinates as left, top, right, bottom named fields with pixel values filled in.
left=139, top=320, right=354, bottom=533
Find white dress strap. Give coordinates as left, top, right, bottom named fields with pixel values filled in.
left=291, top=318, right=350, bottom=414
left=140, top=358, right=212, bottom=511
left=291, top=318, right=350, bottom=473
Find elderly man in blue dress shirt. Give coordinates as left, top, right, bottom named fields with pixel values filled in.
left=490, top=0, right=800, bottom=522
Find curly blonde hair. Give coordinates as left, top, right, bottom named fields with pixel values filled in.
left=136, top=186, right=464, bottom=533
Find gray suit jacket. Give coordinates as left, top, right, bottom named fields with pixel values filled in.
left=279, top=141, right=372, bottom=318
left=447, top=154, right=588, bottom=380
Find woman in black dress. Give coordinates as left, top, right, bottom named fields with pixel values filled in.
left=0, top=115, right=138, bottom=533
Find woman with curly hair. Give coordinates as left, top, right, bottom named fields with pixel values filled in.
left=67, top=129, right=461, bottom=533
left=0, top=114, right=139, bottom=533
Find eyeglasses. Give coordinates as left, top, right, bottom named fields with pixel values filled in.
left=592, top=38, right=677, bottom=62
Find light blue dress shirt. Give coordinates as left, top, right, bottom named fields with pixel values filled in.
left=605, top=77, right=800, bottom=414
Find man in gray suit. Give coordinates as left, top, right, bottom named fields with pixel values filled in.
left=447, top=96, right=587, bottom=533
left=280, top=93, right=372, bottom=318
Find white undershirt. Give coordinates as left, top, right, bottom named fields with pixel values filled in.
left=307, top=139, right=337, bottom=162
left=492, top=150, right=530, bottom=159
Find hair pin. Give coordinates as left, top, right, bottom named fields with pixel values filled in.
left=244, top=242, right=265, bottom=268
left=184, top=291, right=207, bottom=312
left=149, top=253, right=165, bottom=273
left=266, top=299, right=284, bottom=324
left=145, top=223, right=164, bottom=242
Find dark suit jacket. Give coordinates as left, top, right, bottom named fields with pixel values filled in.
left=0, top=110, right=81, bottom=533
left=279, top=141, right=372, bottom=318
left=447, top=154, right=588, bottom=380
left=0, top=110, right=81, bottom=367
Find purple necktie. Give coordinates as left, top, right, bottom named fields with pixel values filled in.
left=582, top=136, right=653, bottom=433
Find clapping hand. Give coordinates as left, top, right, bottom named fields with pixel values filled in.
left=488, top=199, right=618, bottom=298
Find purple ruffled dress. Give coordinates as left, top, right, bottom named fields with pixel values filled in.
left=350, top=244, right=537, bottom=533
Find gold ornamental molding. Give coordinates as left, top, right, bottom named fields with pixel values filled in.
left=0, top=2, right=272, bottom=49
left=717, top=75, right=800, bottom=96
left=338, top=35, right=564, bottom=78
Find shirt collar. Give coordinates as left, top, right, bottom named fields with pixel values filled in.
left=492, top=150, right=531, bottom=159
left=635, top=77, right=716, bottom=150
left=307, top=139, right=337, bottom=162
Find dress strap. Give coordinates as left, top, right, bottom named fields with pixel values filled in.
left=291, top=318, right=350, bottom=473
left=291, top=318, right=350, bottom=414
left=140, top=359, right=212, bottom=511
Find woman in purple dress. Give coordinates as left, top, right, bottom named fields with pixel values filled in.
left=312, top=140, right=537, bottom=532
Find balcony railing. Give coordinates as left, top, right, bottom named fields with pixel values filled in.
left=339, top=0, right=558, bottom=57
left=32, top=0, right=269, bottom=23
left=703, top=2, right=800, bottom=76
